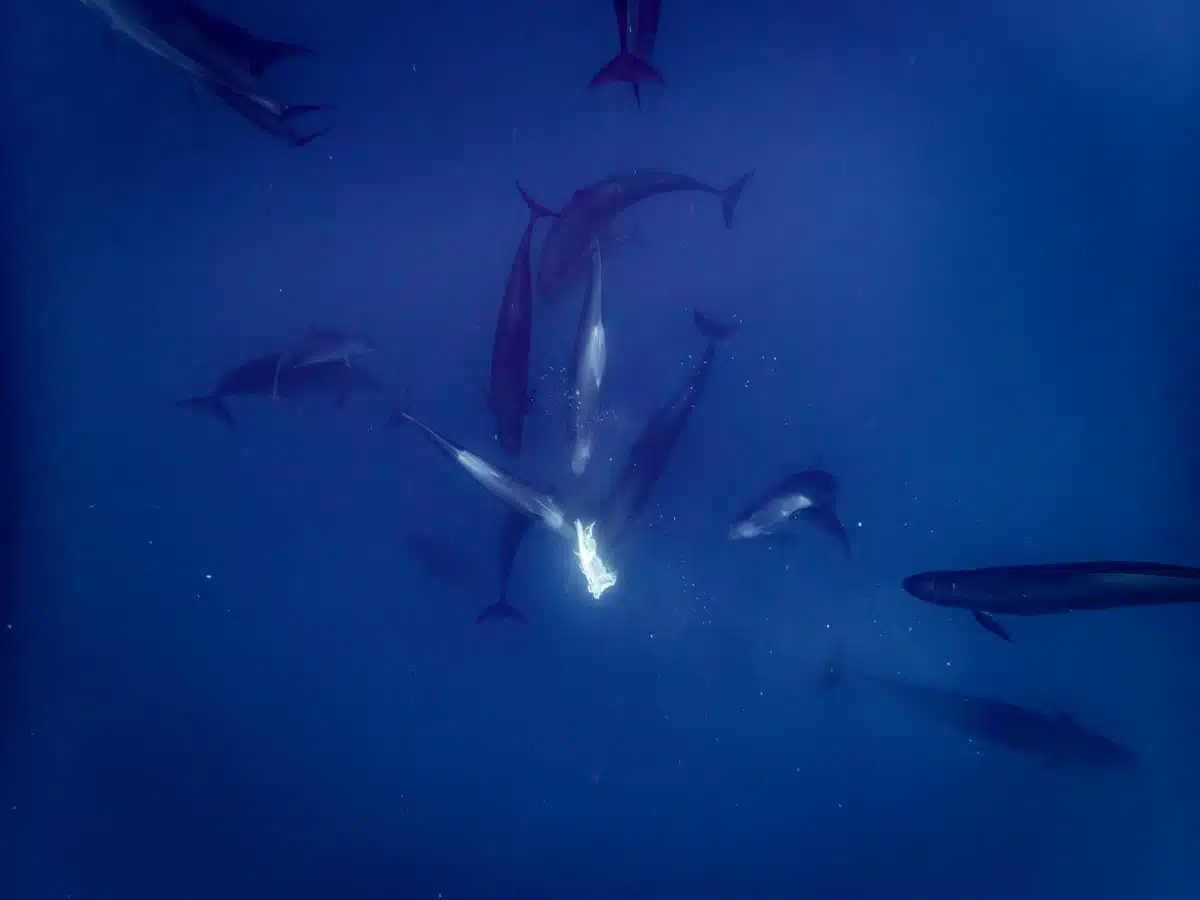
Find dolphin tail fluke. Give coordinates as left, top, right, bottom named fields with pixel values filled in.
left=693, top=309, right=741, bottom=341
left=720, top=171, right=755, bottom=228
left=516, top=182, right=560, bottom=220
left=475, top=599, right=527, bottom=624
left=588, top=52, right=664, bottom=91
left=972, top=610, right=1014, bottom=643
left=176, top=395, right=236, bottom=432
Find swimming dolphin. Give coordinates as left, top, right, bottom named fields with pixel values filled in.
left=206, top=82, right=329, bottom=145
left=595, top=309, right=739, bottom=547
left=589, top=0, right=664, bottom=109
left=487, top=184, right=559, bottom=457
left=386, top=404, right=572, bottom=540
left=81, top=0, right=319, bottom=133
left=821, top=655, right=1137, bottom=769
left=476, top=507, right=536, bottom=625
left=567, top=239, right=608, bottom=476
left=902, top=561, right=1200, bottom=642
left=528, top=168, right=754, bottom=302
left=728, top=468, right=851, bottom=558
left=177, top=353, right=383, bottom=430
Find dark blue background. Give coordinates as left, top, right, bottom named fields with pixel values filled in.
left=3, top=1, right=1198, bottom=897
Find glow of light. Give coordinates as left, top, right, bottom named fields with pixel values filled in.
left=574, top=520, right=617, bottom=600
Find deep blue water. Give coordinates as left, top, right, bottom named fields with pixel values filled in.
left=3, top=1, right=1199, bottom=898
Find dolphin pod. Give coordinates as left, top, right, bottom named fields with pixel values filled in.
left=143, top=2, right=1193, bottom=775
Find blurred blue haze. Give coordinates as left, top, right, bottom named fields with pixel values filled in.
left=2, top=1, right=1198, bottom=898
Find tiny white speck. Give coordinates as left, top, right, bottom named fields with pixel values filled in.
left=205, top=574, right=212, bottom=580
left=857, top=521, right=862, bottom=528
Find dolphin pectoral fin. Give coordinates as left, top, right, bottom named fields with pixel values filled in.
left=720, top=170, right=755, bottom=229
left=971, top=610, right=1014, bottom=643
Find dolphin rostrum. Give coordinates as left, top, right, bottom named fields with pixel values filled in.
left=528, top=168, right=754, bottom=301
left=567, top=239, right=608, bottom=476
left=902, top=561, right=1200, bottom=643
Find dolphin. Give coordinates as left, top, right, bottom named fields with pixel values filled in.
left=80, top=0, right=320, bottom=132
left=528, top=168, right=754, bottom=302
left=177, top=353, right=383, bottom=430
left=589, top=0, right=665, bottom=109
left=205, top=83, right=329, bottom=146
left=728, top=468, right=851, bottom=558
left=476, top=508, right=536, bottom=625
left=594, top=309, right=739, bottom=547
left=821, top=655, right=1137, bottom=769
left=386, top=404, right=572, bottom=540
left=566, top=239, right=608, bottom=476
left=487, top=184, right=559, bottom=457
left=902, top=561, right=1200, bottom=642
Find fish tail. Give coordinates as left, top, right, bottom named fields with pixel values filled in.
left=176, top=394, right=236, bottom=432
left=515, top=181, right=559, bottom=220
left=693, top=309, right=741, bottom=341
left=588, top=51, right=664, bottom=91
left=720, top=170, right=755, bottom=228
left=475, top=598, right=526, bottom=625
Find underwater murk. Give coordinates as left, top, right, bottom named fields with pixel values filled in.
left=2, top=1, right=1198, bottom=899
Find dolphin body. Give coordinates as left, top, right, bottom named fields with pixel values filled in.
left=487, top=185, right=558, bottom=457
left=728, top=469, right=851, bottom=558
left=902, top=561, right=1200, bottom=643
left=589, top=0, right=665, bottom=109
left=529, top=168, right=754, bottom=302
left=822, top=660, right=1137, bottom=769
left=81, top=0, right=325, bottom=141
left=386, top=405, right=572, bottom=540
left=594, top=309, right=739, bottom=547
left=566, top=239, right=608, bottom=476
left=177, top=353, right=383, bottom=430
left=476, top=508, right=536, bottom=625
